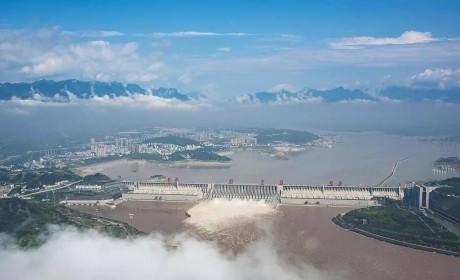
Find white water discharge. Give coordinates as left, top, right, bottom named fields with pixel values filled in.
left=185, top=199, right=276, bottom=233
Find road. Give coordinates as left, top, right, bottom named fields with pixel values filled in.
left=19, top=180, right=82, bottom=198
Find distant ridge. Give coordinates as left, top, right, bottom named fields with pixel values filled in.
left=235, top=87, right=376, bottom=104
left=235, top=86, right=460, bottom=104
left=1, top=79, right=459, bottom=104
left=0, top=80, right=192, bottom=102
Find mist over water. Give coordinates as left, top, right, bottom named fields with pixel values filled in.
left=183, top=199, right=277, bottom=250
left=186, top=199, right=276, bottom=233
left=0, top=226, right=347, bottom=280
left=1, top=102, right=460, bottom=142
left=49, top=201, right=460, bottom=280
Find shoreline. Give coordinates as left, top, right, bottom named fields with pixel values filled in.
left=332, top=215, right=460, bottom=257
left=164, top=161, right=235, bottom=168
left=72, top=159, right=147, bottom=176
left=73, top=158, right=235, bottom=176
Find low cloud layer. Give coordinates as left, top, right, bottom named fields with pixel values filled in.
left=0, top=93, right=209, bottom=115
left=151, top=31, right=254, bottom=37
left=329, top=31, right=439, bottom=49
left=411, top=68, right=460, bottom=88
left=0, top=227, right=346, bottom=280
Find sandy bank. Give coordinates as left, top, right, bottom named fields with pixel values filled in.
left=73, top=159, right=147, bottom=176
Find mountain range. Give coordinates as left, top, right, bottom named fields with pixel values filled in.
left=0, top=79, right=459, bottom=104
left=0, top=80, right=191, bottom=102
left=235, top=87, right=376, bottom=104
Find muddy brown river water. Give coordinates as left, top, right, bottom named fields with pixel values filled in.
left=72, top=201, right=460, bottom=280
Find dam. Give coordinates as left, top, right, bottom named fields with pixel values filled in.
left=121, top=181, right=404, bottom=206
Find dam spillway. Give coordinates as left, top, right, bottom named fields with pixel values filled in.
left=121, top=181, right=404, bottom=206
left=207, top=184, right=279, bottom=204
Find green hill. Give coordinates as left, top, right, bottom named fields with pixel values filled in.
left=430, top=178, right=460, bottom=221
left=4, top=169, right=81, bottom=189
left=343, top=200, right=460, bottom=252
left=0, top=198, right=143, bottom=248
left=81, top=173, right=113, bottom=184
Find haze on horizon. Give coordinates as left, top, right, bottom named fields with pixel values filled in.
left=0, top=1, right=460, bottom=141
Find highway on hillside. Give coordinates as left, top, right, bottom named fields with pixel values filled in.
left=20, top=180, right=82, bottom=198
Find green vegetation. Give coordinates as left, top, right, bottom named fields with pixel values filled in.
left=435, top=157, right=460, bottom=166
left=150, top=174, right=166, bottom=180
left=343, top=200, right=460, bottom=252
left=169, top=148, right=231, bottom=162
left=1, top=168, right=81, bottom=190
left=430, top=177, right=460, bottom=221
left=142, top=136, right=200, bottom=146
left=82, top=149, right=230, bottom=165
left=0, top=168, right=10, bottom=183
left=127, top=153, right=163, bottom=161
left=0, top=198, right=143, bottom=248
left=236, top=128, right=319, bottom=145
left=82, top=173, right=113, bottom=184
left=82, top=155, right=124, bottom=165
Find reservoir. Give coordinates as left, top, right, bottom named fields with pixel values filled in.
left=94, top=132, right=460, bottom=186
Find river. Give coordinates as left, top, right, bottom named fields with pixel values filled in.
left=96, top=132, right=460, bottom=186
left=72, top=201, right=460, bottom=280
left=73, top=132, right=460, bottom=279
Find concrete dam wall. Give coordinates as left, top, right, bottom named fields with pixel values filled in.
left=121, top=181, right=404, bottom=206
left=122, top=182, right=207, bottom=202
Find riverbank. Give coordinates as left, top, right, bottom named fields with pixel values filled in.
left=165, top=160, right=235, bottom=168
left=333, top=214, right=460, bottom=257
left=73, top=159, right=147, bottom=176
left=0, top=198, right=143, bottom=247
left=73, top=158, right=235, bottom=177
left=336, top=201, right=460, bottom=256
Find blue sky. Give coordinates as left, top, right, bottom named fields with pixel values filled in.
left=1, top=0, right=459, bottom=97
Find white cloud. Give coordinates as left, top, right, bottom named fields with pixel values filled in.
left=329, top=31, right=438, bottom=49
left=147, top=62, right=164, bottom=71
left=1, top=26, right=460, bottom=97
left=0, top=27, right=164, bottom=83
left=61, top=30, right=125, bottom=37
left=268, top=83, right=299, bottom=92
left=126, top=73, right=159, bottom=82
left=151, top=31, right=254, bottom=37
left=411, top=68, right=460, bottom=88
left=217, top=47, right=232, bottom=52
left=1, top=93, right=209, bottom=113
left=1, top=107, right=31, bottom=116
left=19, top=40, right=139, bottom=78
left=178, top=73, right=192, bottom=84
left=20, top=54, right=69, bottom=76
left=95, top=72, right=112, bottom=82
left=0, top=228, right=345, bottom=280
left=338, top=99, right=376, bottom=104
left=269, top=34, right=302, bottom=42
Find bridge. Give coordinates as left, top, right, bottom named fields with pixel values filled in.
left=121, top=180, right=405, bottom=206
